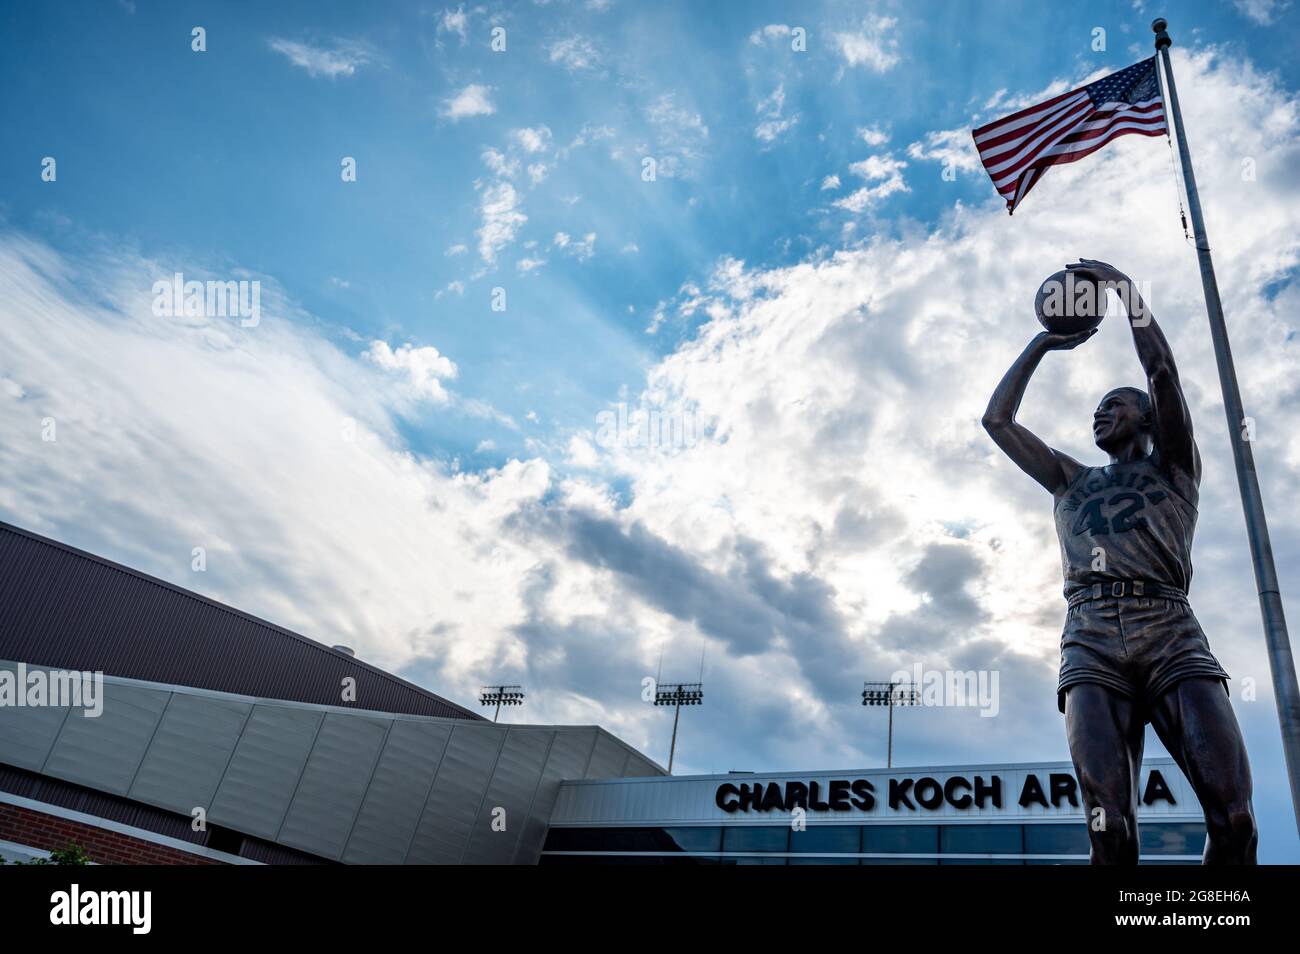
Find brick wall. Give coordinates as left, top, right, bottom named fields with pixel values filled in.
left=0, top=803, right=225, bottom=865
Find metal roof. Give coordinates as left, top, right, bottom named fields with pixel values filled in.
left=0, top=665, right=666, bottom=864
left=0, top=520, right=480, bottom=720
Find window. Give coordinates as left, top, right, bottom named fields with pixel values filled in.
left=543, top=827, right=721, bottom=852
left=789, top=825, right=860, bottom=854
left=1140, top=822, right=1206, bottom=856
left=940, top=824, right=1024, bottom=854
left=722, top=825, right=788, bottom=853
left=721, top=855, right=787, bottom=865
left=862, top=825, right=939, bottom=854
left=789, top=856, right=858, bottom=865
left=1023, top=824, right=1090, bottom=854
left=940, top=858, right=1024, bottom=865
left=864, top=856, right=938, bottom=865
left=661, top=827, right=722, bottom=853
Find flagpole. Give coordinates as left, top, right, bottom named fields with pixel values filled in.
left=1153, top=16, right=1300, bottom=835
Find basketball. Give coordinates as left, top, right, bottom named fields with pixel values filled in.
left=1034, top=268, right=1107, bottom=335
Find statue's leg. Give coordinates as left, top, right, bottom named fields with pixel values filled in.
left=1148, top=678, right=1257, bottom=865
left=1064, top=682, right=1144, bottom=864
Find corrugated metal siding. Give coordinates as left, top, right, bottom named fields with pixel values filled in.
left=0, top=521, right=481, bottom=720
left=1, top=667, right=667, bottom=864
left=0, top=764, right=203, bottom=843
left=0, top=763, right=331, bottom=862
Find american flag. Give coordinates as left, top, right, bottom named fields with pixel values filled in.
left=972, top=57, right=1167, bottom=214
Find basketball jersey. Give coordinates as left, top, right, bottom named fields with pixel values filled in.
left=1053, top=456, right=1197, bottom=596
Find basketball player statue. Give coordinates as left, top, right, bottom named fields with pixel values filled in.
left=982, top=259, right=1257, bottom=865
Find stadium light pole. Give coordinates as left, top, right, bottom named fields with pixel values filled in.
left=862, top=681, right=920, bottom=768
left=479, top=684, right=525, bottom=723
left=655, top=682, right=703, bottom=774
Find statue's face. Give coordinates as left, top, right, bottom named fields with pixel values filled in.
left=1093, top=389, right=1146, bottom=450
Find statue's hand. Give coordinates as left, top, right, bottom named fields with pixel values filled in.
left=1036, top=328, right=1098, bottom=351
left=1066, top=258, right=1128, bottom=287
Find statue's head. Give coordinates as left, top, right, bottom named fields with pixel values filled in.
left=1093, top=387, right=1152, bottom=452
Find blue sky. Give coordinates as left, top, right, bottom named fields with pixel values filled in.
left=3, top=0, right=1300, bottom=861
left=8, top=0, right=1297, bottom=467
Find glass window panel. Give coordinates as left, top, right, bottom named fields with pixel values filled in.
left=862, top=825, right=939, bottom=853
left=789, top=825, right=861, bottom=853
left=662, top=827, right=722, bottom=853
left=1023, top=823, right=1091, bottom=854
left=788, top=856, right=859, bottom=864
left=601, top=828, right=663, bottom=852
left=1140, top=823, right=1206, bottom=855
left=863, top=857, right=938, bottom=865
left=721, top=855, right=787, bottom=865
left=544, top=827, right=718, bottom=852
left=542, top=827, right=606, bottom=852
left=722, top=825, right=788, bottom=852
left=1031, top=858, right=1089, bottom=865
left=940, top=858, right=1025, bottom=865
left=940, top=824, right=1023, bottom=854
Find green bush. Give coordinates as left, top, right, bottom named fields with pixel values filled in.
left=2, top=842, right=92, bottom=865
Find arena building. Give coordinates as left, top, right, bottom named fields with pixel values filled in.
left=541, top=761, right=1204, bottom=864
left=0, top=520, right=1205, bottom=864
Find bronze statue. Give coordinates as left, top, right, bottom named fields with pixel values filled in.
left=982, top=259, right=1257, bottom=864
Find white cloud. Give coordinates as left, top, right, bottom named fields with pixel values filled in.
left=553, top=231, right=596, bottom=262
left=6, top=49, right=1300, bottom=824
left=832, top=16, right=899, bottom=72
left=516, top=256, right=546, bottom=273
left=513, top=126, right=553, bottom=154
left=0, top=240, right=552, bottom=700
left=756, top=116, right=798, bottom=143
left=268, top=38, right=373, bottom=78
left=548, top=35, right=602, bottom=72
left=476, top=181, right=527, bottom=263
left=558, top=47, right=1300, bottom=785
left=565, top=124, right=616, bottom=153
left=833, top=153, right=909, bottom=212
left=438, top=5, right=470, bottom=44
left=441, top=84, right=495, bottom=121
left=481, top=147, right=518, bottom=178
left=446, top=243, right=468, bottom=257
left=364, top=341, right=458, bottom=403
left=1234, top=0, right=1290, bottom=24
left=906, top=127, right=981, bottom=172
left=647, top=94, right=708, bottom=139
left=644, top=94, right=710, bottom=177
left=820, top=174, right=841, bottom=191
left=755, top=83, right=800, bottom=144
left=859, top=125, right=890, bottom=146
left=749, top=24, right=792, bottom=45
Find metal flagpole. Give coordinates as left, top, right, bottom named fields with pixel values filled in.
left=1153, top=17, right=1300, bottom=835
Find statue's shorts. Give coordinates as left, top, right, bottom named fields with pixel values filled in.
left=1056, top=595, right=1230, bottom=716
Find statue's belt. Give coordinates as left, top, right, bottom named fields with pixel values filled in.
left=1066, top=579, right=1188, bottom=608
